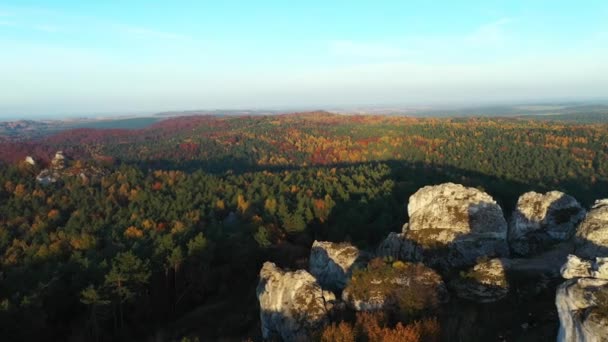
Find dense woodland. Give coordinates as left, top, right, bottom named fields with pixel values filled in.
left=1, top=112, right=607, bottom=341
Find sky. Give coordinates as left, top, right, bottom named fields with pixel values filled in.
left=1, top=1, right=607, bottom=118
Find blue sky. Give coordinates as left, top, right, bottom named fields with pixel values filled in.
left=1, top=1, right=607, bottom=118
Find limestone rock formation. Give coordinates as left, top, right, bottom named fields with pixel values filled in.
left=561, top=255, right=608, bottom=280
left=51, top=151, right=66, bottom=169
left=556, top=278, right=608, bottom=342
left=400, top=183, right=509, bottom=269
left=452, top=258, right=509, bottom=303
left=24, top=156, right=36, bottom=166
left=342, top=260, right=448, bottom=312
left=575, top=200, right=608, bottom=259
left=257, top=262, right=335, bottom=341
left=376, top=224, right=421, bottom=262
left=309, top=240, right=367, bottom=291
left=36, top=151, right=67, bottom=184
left=509, top=191, right=585, bottom=256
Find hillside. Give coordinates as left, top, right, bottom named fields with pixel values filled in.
left=0, top=112, right=608, bottom=341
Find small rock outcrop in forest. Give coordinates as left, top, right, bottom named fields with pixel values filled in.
left=451, top=258, right=509, bottom=303
left=256, top=262, right=336, bottom=341
left=24, top=156, right=36, bottom=166
left=36, top=151, right=67, bottom=184
left=383, top=183, right=509, bottom=270
left=575, top=199, right=608, bottom=259
left=309, top=240, right=366, bottom=291
left=509, top=191, right=585, bottom=256
left=341, top=259, right=449, bottom=312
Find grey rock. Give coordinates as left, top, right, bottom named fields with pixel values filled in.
left=452, top=258, right=509, bottom=303
left=575, top=200, right=608, bottom=259
left=561, top=255, right=608, bottom=280
left=257, top=262, right=335, bottom=341
left=509, top=191, right=585, bottom=256
left=309, top=240, right=367, bottom=291
left=400, top=183, right=509, bottom=270
left=556, top=278, right=608, bottom=342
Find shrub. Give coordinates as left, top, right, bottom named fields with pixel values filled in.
left=320, top=321, right=356, bottom=342
left=319, top=312, right=440, bottom=342
left=346, top=258, right=443, bottom=318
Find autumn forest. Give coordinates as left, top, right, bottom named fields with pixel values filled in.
left=1, top=112, right=607, bottom=341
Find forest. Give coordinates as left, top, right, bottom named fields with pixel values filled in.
left=0, top=111, right=607, bottom=341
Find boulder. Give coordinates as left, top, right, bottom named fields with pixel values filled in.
left=342, top=259, right=448, bottom=313
left=309, top=240, right=367, bottom=291
left=575, top=200, right=608, bottom=259
left=452, top=258, right=509, bottom=303
left=257, top=262, right=336, bottom=341
left=402, top=183, right=509, bottom=269
left=556, top=278, right=608, bottom=342
left=509, top=191, right=585, bottom=256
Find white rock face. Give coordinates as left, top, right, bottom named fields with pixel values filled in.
left=257, top=262, right=335, bottom=341
left=24, top=156, right=36, bottom=166
left=575, top=200, right=608, bottom=259
left=309, top=240, right=365, bottom=291
left=556, top=278, right=608, bottom=342
left=561, top=255, right=608, bottom=280
left=561, top=255, right=593, bottom=279
left=401, top=183, right=509, bottom=269
left=452, top=258, right=509, bottom=303
left=510, top=191, right=585, bottom=256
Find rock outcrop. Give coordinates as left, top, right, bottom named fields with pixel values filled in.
left=342, top=259, right=448, bottom=312
left=257, top=262, right=336, bottom=341
left=376, top=224, right=419, bottom=262
left=36, top=151, right=67, bottom=184
left=452, top=258, right=509, bottom=303
left=555, top=200, right=608, bottom=341
left=24, top=156, right=36, bottom=166
left=35, top=151, right=107, bottom=185
left=561, top=255, right=608, bottom=280
left=309, top=240, right=366, bottom=291
left=509, top=191, right=585, bottom=256
left=393, top=183, right=509, bottom=270
left=575, top=200, right=608, bottom=259
left=51, top=151, right=66, bottom=169
left=556, top=278, right=608, bottom=342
